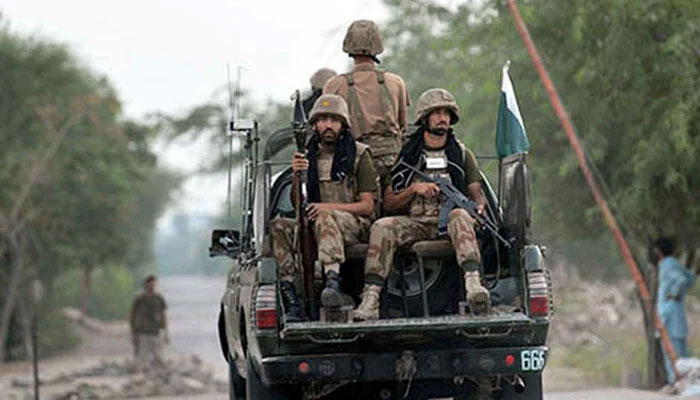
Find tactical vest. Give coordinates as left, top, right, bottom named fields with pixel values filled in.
left=317, top=142, right=371, bottom=205
left=409, top=148, right=451, bottom=219
left=344, top=71, right=402, bottom=157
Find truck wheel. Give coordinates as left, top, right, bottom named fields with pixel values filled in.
left=246, top=358, right=298, bottom=400
left=497, top=373, right=542, bottom=400
left=229, top=357, right=246, bottom=400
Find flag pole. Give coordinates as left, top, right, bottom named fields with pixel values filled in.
left=504, top=0, right=680, bottom=381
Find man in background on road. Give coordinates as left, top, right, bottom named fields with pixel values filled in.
left=654, top=237, right=696, bottom=390
left=323, top=19, right=410, bottom=188
left=129, top=275, right=169, bottom=371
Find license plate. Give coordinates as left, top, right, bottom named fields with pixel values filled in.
left=520, top=349, right=546, bottom=371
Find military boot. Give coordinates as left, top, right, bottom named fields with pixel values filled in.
left=320, top=270, right=355, bottom=308
left=279, top=281, right=308, bottom=323
left=464, top=271, right=490, bottom=315
left=353, top=284, right=382, bottom=321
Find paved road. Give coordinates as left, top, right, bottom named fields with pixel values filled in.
left=546, top=389, right=676, bottom=400
left=160, top=274, right=228, bottom=380
left=143, top=388, right=677, bottom=400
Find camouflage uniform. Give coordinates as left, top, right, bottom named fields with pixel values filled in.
left=323, top=20, right=410, bottom=188
left=363, top=145, right=481, bottom=283
left=271, top=94, right=378, bottom=283
left=271, top=210, right=370, bottom=281
left=355, top=88, right=490, bottom=322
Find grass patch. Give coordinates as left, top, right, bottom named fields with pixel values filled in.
left=558, top=336, right=648, bottom=386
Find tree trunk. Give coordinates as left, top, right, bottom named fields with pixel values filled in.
left=0, top=234, right=24, bottom=362
left=639, top=259, right=666, bottom=388
left=686, top=248, right=698, bottom=275
left=16, top=295, right=33, bottom=360
left=80, top=265, right=94, bottom=317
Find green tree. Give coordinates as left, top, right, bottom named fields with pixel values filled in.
left=0, top=24, right=178, bottom=360
left=380, top=0, right=700, bottom=385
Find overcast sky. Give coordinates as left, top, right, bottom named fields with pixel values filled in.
left=1, top=0, right=388, bottom=217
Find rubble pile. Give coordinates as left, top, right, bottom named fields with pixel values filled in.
left=9, top=355, right=227, bottom=399
left=675, top=358, right=700, bottom=397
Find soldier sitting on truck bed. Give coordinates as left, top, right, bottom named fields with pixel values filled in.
left=271, top=94, right=379, bottom=322
left=354, top=88, right=491, bottom=321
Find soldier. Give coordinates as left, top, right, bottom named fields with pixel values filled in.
left=354, top=88, right=491, bottom=321
left=129, top=275, right=168, bottom=371
left=302, top=68, right=337, bottom=115
left=271, top=94, right=378, bottom=322
left=323, top=19, right=410, bottom=187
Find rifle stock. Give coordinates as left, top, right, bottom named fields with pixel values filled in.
left=292, top=90, right=318, bottom=316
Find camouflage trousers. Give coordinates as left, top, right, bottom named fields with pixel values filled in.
left=270, top=210, right=371, bottom=282
left=134, top=333, right=165, bottom=372
left=364, top=209, right=481, bottom=283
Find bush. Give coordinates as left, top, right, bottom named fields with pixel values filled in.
left=87, top=264, right=136, bottom=319
left=53, top=264, right=137, bottom=320
left=37, top=301, right=80, bottom=357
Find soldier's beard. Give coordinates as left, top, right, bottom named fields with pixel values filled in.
left=320, top=129, right=339, bottom=146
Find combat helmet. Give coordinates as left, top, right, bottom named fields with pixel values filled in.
left=310, top=68, right=337, bottom=90
left=414, top=88, right=460, bottom=125
left=342, top=20, right=384, bottom=59
left=309, top=94, right=351, bottom=128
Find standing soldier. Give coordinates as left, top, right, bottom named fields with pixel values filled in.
left=302, top=68, right=337, bottom=115
left=354, top=88, right=491, bottom=321
left=129, top=275, right=169, bottom=371
left=271, top=94, right=378, bottom=322
left=323, top=19, right=410, bottom=187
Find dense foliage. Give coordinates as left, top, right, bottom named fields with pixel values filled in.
left=379, top=0, right=700, bottom=275
left=0, top=25, right=178, bottom=360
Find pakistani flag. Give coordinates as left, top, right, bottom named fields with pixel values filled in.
left=496, top=62, right=529, bottom=158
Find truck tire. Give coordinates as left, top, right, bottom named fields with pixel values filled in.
left=497, top=373, right=542, bottom=400
left=229, top=358, right=246, bottom=400
left=218, top=308, right=230, bottom=362
left=246, top=358, right=298, bottom=400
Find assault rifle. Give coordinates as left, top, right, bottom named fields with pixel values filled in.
left=398, top=160, right=512, bottom=248
left=291, top=90, right=318, bottom=316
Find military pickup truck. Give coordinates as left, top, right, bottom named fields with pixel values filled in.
left=211, top=124, right=552, bottom=400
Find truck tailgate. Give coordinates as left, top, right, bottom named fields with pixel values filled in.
left=280, top=312, right=534, bottom=343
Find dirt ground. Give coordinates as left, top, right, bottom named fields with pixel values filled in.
left=0, top=276, right=227, bottom=399
left=0, top=275, right=686, bottom=400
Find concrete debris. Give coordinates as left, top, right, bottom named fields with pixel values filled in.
left=10, top=355, right=226, bottom=399
left=675, top=358, right=700, bottom=397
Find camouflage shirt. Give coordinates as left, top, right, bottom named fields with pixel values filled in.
left=130, top=293, right=166, bottom=335
left=323, top=64, right=410, bottom=141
